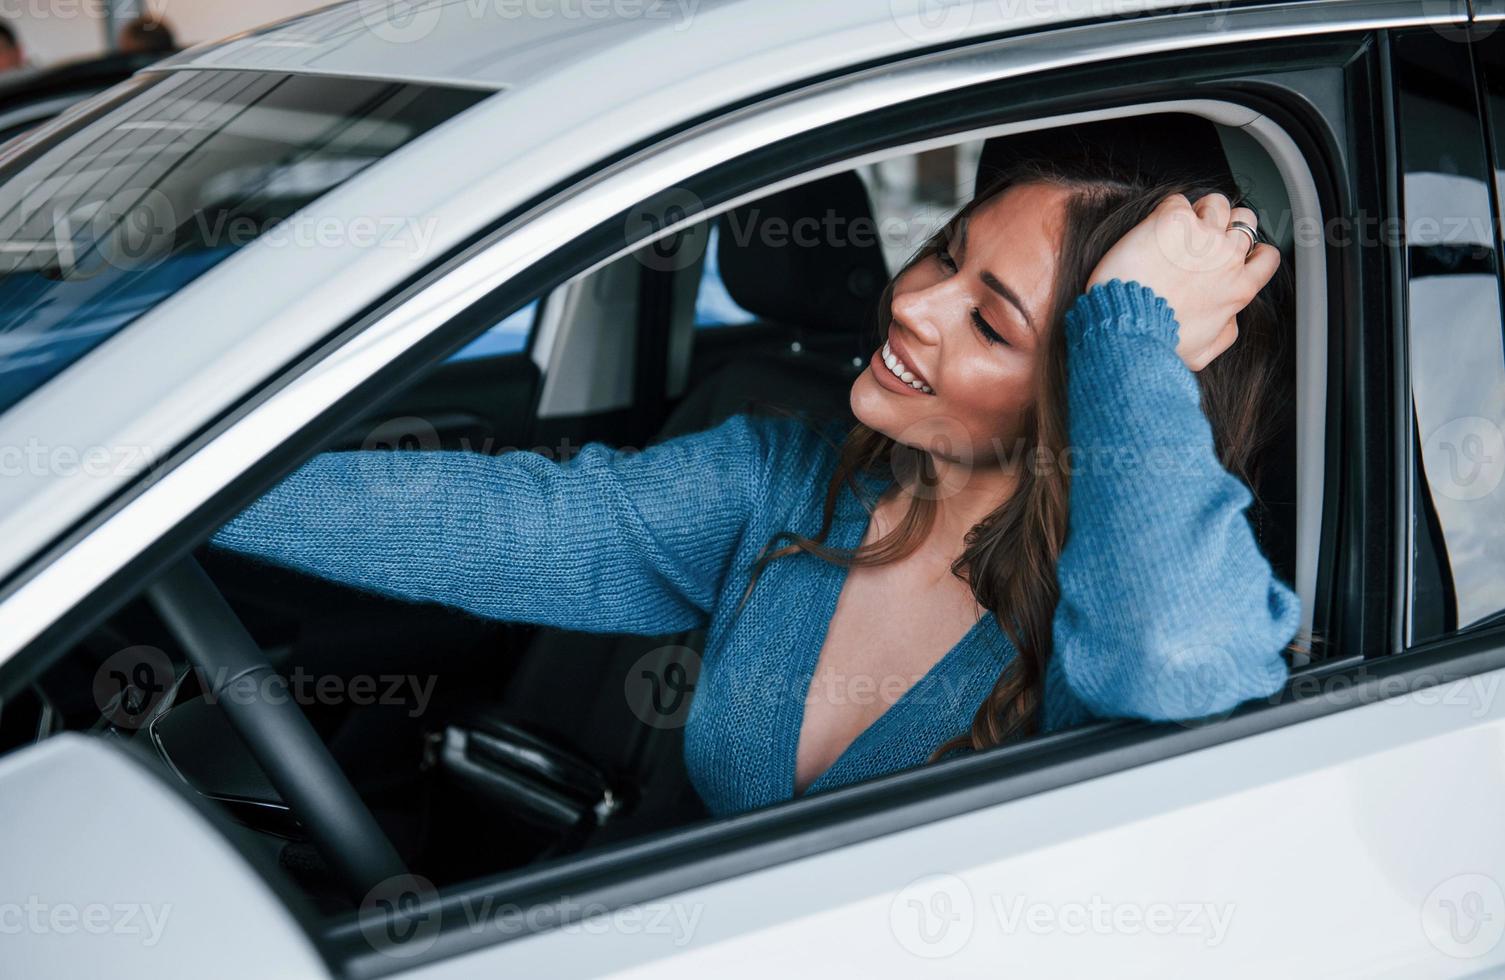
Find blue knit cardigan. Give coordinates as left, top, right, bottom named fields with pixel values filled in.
left=209, top=278, right=1301, bottom=817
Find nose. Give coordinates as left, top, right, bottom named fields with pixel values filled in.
left=889, top=278, right=950, bottom=346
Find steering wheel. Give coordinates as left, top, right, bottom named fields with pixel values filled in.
left=145, top=557, right=406, bottom=902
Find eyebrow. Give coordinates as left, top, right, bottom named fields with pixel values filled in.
left=958, top=218, right=1037, bottom=336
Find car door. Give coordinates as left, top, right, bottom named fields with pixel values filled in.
left=363, top=22, right=1505, bottom=980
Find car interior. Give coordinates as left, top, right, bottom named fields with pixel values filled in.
left=0, top=110, right=1305, bottom=916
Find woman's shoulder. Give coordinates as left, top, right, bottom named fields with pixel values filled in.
left=731, top=410, right=848, bottom=469
left=675, top=410, right=842, bottom=458
left=673, top=410, right=849, bottom=501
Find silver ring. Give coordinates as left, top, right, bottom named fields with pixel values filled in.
left=1229, top=220, right=1258, bottom=258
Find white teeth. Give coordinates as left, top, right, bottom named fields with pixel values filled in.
left=881, top=341, right=933, bottom=394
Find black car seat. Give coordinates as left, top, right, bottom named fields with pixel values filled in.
left=657, top=171, right=890, bottom=438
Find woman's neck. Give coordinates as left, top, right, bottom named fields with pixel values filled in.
left=877, top=452, right=1022, bottom=569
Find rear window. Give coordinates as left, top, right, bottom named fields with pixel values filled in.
left=0, top=70, right=487, bottom=415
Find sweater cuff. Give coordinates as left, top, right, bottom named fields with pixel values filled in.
left=1063, top=278, right=1180, bottom=350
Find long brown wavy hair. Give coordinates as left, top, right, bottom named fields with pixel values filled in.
left=742, top=153, right=1303, bottom=761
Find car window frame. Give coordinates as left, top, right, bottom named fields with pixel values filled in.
left=300, top=46, right=1362, bottom=980
left=315, top=47, right=1372, bottom=975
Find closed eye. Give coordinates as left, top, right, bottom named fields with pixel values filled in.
left=970, top=309, right=1005, bottom=346
left=936, top=248, right=1010, bottom=347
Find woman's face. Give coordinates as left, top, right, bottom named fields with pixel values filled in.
left=850, top=180, right=1073, bottom=465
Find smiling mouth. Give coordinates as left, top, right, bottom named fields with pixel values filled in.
left=881, top=339, right=934, bottom=394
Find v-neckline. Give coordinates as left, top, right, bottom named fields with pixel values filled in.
left=784, top=469, right=998, bottom=800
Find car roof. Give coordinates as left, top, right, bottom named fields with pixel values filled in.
left=152, top=0, right=1076, bottom=91
left=151, top=0, right=1277, bottom=94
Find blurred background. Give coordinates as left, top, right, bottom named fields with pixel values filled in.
left=0, top=1, right=326, bottom=68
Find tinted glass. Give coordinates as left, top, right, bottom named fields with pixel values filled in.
left=1398, top=31, right=1505, bottom=640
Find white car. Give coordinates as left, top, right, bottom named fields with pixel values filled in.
left=1, top=1, right=1503, bottom=977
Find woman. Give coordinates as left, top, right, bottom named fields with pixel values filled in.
left=210, top=155, right=1305, bottom=818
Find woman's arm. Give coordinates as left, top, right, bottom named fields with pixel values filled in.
left=1043, top=278, right=1300, bottom=730
left=208, top=412, right=782, bottom=635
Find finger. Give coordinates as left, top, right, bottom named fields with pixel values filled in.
left=1158, top=191, right=1194, bottom=214
left=1193, top=192, right=1232, bottom=229
left=1229, top=205, right=1258, bottom=233
left=1239, top=241, right=1281, bottom=294
left=1227, top=206, right=1260, bottom=258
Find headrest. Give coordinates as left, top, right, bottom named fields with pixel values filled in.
left=716, top=171, right=890, bottom=337
left=975, top=113, right=1237, bottom=198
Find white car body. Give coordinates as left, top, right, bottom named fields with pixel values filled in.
left=1, top=0, right=1502, bottom=977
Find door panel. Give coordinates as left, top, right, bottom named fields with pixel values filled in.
left=413, top=668, right=1505, bottom=978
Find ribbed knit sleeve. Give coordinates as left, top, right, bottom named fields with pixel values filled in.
left=207, top=412, right=780, bottom=634
left=1042, top=278, right=1300, bottom=731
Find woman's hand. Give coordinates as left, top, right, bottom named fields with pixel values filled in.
left=1085, top=192, right=1280, bottom=372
